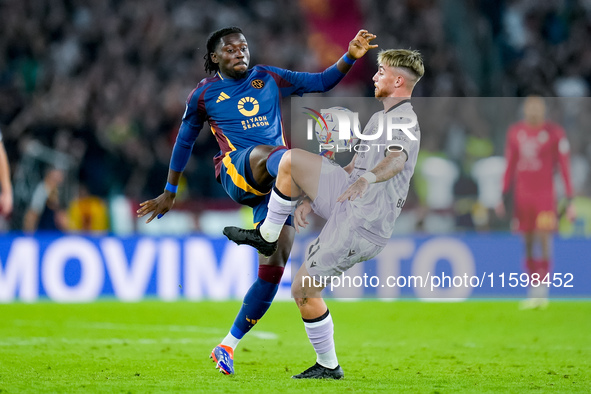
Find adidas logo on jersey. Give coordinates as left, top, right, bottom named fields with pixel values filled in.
left=216, top=92, right=230, bottom=103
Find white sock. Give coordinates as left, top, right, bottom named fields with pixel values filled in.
left=303, top=311, right=339, bottom=369
left=259, top=188, right=297, bottom=243
left=259, top=220, right=283, bottom=243
left=317, top=348, right=339, bottom=370
left=220, top=332, right=240, bottom=350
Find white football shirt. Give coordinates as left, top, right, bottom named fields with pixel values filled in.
left=347, top=100, right=421, bottom=245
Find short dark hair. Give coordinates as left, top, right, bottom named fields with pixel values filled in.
left=203, top=26, right=243, bottom=74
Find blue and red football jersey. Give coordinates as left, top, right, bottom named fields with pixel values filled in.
left=170, top=64, right=344, bottom=178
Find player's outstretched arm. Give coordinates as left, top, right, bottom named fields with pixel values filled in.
left=137, top=169, right=181, bottom=224
left=336, top=30, right=378, bottom=74
left=337, top=150, right=406, bottom=202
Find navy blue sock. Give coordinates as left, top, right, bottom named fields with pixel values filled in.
left=265, top=147, right=287, bottom=178
left=230, top=276, right=280, bottom=339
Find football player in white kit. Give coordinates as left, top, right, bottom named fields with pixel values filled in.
left=225, top=48, right=424, bottom=379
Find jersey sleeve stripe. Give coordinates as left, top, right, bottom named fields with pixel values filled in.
left=259, top=66, right=294, bottom=89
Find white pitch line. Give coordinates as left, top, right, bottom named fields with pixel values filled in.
left=9, top=320, right=278, bottom=340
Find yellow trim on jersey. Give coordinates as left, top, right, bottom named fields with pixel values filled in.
left=280, top=122, right=287, bottom=146
left=217, top=72, right=224, bottom=80
left=221, top=155, right=267, bottom=196
left=210, top=125, right=237, bottom=152
left=210, top=125, right=266, bottom=197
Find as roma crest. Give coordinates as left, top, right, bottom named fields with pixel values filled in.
left=251, top=79, right=265, bottom=89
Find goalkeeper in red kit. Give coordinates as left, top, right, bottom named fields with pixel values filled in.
left=496, top=95, right=575, bottom=309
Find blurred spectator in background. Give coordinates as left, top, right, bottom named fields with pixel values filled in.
left=0, top=129, right=13, bottom=223
left=67, top=183, right=109, bottom=233
left=23, top=167, right=68, bottom=232
left=496, top=95, right=576, bottom=309
left=420, top=156, right=459, bottom=233
left=471, top=156, right=506, bottom=230
left=0, top=0, right=590, bottom=234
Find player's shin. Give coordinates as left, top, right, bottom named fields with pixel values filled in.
left=259, top=186, right=297, bottom=243
left=223, top=265, right=285, bottom=349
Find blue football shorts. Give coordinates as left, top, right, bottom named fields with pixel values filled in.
left=219, top=146, right=293, bottom=227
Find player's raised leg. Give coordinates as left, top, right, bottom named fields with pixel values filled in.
left=291, top=264, right=343, bottom=379
left=258, top=149, right=323, bottom=243
left=224, top=149, right=323, bottom=255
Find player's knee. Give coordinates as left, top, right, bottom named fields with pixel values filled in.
left=291, top=274, right=321, bottom=299
left=278, top=149, right=292, bottom=175
left=279, top=148, right=309, bottom=176
left=291, top=274, right=304, bottom=298
left=292, top=287, right=306, bottom=303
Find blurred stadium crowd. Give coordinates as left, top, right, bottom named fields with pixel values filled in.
left=1, top=0, right=590, bottom=235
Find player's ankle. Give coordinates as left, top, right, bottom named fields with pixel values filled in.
left=259, top=221, right=281, bottom=243
left=317, top=351, right=339, bottom=369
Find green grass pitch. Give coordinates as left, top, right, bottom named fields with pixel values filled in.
left=1, top=300, right=590, bottom=393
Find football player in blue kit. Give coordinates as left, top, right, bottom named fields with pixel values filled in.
left=137, top=26, right=377, bottom=375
